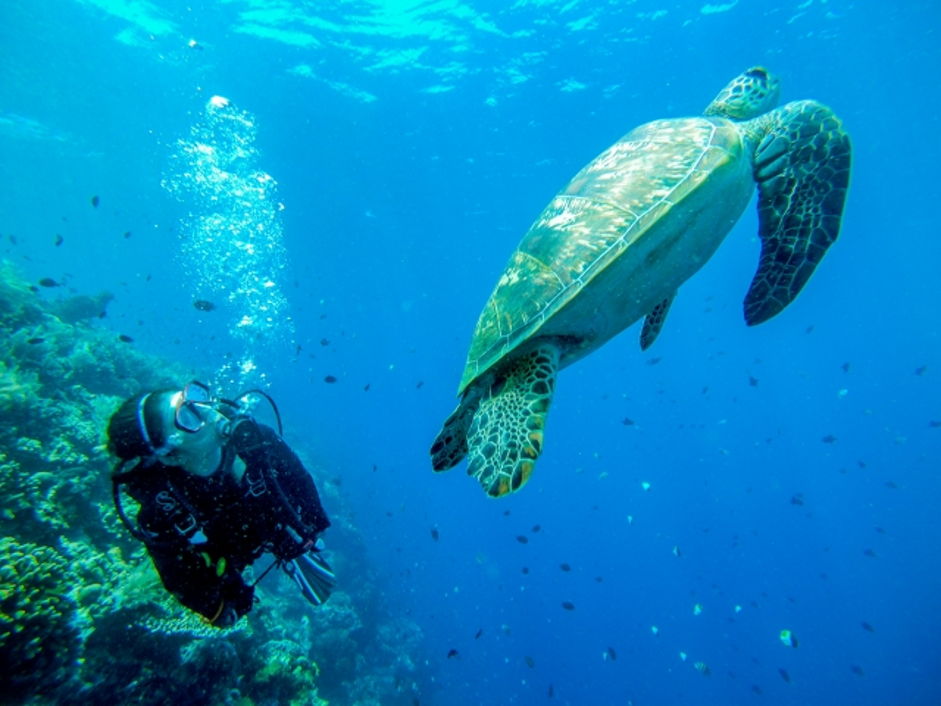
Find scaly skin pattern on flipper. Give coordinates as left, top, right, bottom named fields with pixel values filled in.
left=742, top=100, right=852, bottom=325
left=639, top=293, right=675, bottom=351
left=430, top=391, right=481, bottom=472
left=466, top=344, right=560, bottom=497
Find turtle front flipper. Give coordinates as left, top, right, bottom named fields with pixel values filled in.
left=744, top=100, right=851, bottom=325
left=431, top=392, right=482, bottom=472
left=466, top=344, right=560, bottom=497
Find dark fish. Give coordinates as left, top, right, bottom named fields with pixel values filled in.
left=841, top=362, right=850, bottom=373
left=606, top=646, right=617, bottom=661
left=516, top=535, right=528, bottom=544
left=560, top=563, right=571, bottom=572
left=822, top=434, right=837, bottom=444
left=54, top=233, right=63, bottom=247
left=621, top=417, right=634, bottom=426
left=319, top=313, right=327, bottom=319
left=749, top=376, right=759, bottom=387
left=884, top=481, right=899, bottom=489
left=193, top=299, right=216, bottom=311
left=778, top=668, right=790, bottom=684
left=475, top=629, right=483, bottom=639
left=416, top=381, right=424, bottom=389
left=522, top=567, right=529, bottom=574
left=26, top=337, right=45, bottom=345
left=91, top=195, right=99, bottom=208
left=548, top=685, right=553, bottom=698
left=751, top=685, right=762, bottom=695
left=594, top=576, right=603, bottom=583
left=324, top=375, right=337, bottom=383
left=532, top=524, right=541, bottom=533
left=915, top=365, right=928, bottom=376
left=863, top=548, right=877, bottom=558
left=446, top=649, right=459, bottom=659
left=928, top=421, right=941, bottom=428
left=851, top=665, right=865, bottom=676
left=561, top=601, right=575, bottom=611
left=702, top=386, right=708, bottom=394
left=805, top=325, right=814, bottom=334
left=858, top=460, right=867, bottom=468
left=790, top=493, right=804, bottom=506
left=874, top=527, right=885, bottom=534
left=38, top=277, right=60, bottom=287
left=8, top=234, right=17, bottom=245
left=861, top=622, right=875, bottom=633
left=525, top=656, right=535, bottom=668
left=364, top=383, right=370, bottom=391
left=123, top=231, right=132, bottom=239
left=320, top=338, right=330, bottom=346
left=430, top=526, right=439, bottom=542
left=118, top=334, right=133, bottom=343
left=372, top=464, right=377, bottom=472
left=503, top=510, right=510, bottom=516
left=647, top=357, right=662, bottom=366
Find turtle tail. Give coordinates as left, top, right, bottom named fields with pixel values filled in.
left=465, top=344, right=559, bottom=497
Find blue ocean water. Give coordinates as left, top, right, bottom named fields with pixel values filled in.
left=1, top=1, right=939, bottom=704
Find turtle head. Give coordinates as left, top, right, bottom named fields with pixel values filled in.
left=703, top=67, right=781, bottom=121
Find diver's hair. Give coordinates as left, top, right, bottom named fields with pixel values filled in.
left=107, top=389, right=176, bottom=461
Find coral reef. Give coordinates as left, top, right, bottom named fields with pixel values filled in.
left=0, top=260, right=423, bottom=705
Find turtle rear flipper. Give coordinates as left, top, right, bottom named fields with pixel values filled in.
left=744, top=100, right=851, bottom=325
left=466, top=344, right=559, bottom=497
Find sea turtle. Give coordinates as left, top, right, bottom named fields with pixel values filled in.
left=430, top=67, right=851, bottom=497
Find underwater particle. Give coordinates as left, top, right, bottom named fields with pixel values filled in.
left=561, top=601, right=575, bottom=611
left=188, top=38, right=204, bottom=50
left=651, top=626, right=659, bottom=636
left=324, top=375, right=337, bottom=383
left=693, top=603, right=703, bottom=616
left=679, top=652, right=686, bottom=661
left=446, top=649, right=459, bottom=659
left=694, top=661, right=711, bottom=676
left=475, top=629, right=483, bottom=639
left=320, top=338, right=330, bottom=346
left=863, top=548, right=877, bottom=558
left=118, top=334, right=134, bottom=343
left=416, top=381, right=424, bottom=389
left=779, top=630, right=798, bottom=648
left=622, top=417, right=634, bottom=425
left=525, top=656, right=535, bottom=668
left=54, top=233, right=63, bottom=246
left=641, top=481, right=651, bottom=491
left=791, top=493, right=805, bottom=506
left=522, top=567, right=529, bottom=574
left=647, top=357, right=662, bottom=366
left=884, top=481, right=899, bottom=489
left=560, top=563, right=571, bottom=572
left=606, top=646, right=617, bottom=661
left=532, top=524, right=541, bottom=533
left=627, top=515, right=633, bottom=524
left=38, top=277, right=60, bottom=287
left=778, top=668, right=791, bottom=683
left=749, top=375, right=759, bottom=387
left=837, top=388, right=848, bottom=399
left=672, top=546, right=681, bottom=558
left=861, top=622, right=875, bottom=633
left=851, top=665, right=865, bottom=676
left=430, top=526, right=439, bottom=542
left=123, top=231, right=132, bottom=238
left=193, top=299, right=216, bottom=311
left=595, top=576, right=603, bottom=583
left=91, top=195, right=99, bottom=208
left=752, top=685, right=762, bottom=695
left=734, top=605, right=742, bottom=613
left=26, top=337, right=45, bottom=345
left=821, top=434, right=837, bottom=444
left=516, top=535, right=529, bottom=544
left=915, top=365, right=927, bottom=376
left=841, top=361, right=850, bottom=372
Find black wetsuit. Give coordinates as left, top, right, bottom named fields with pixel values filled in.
left=123, top=419, right=330, bottom=622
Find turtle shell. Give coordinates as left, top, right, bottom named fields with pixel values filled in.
left=458, top=117, right=743, bottom=393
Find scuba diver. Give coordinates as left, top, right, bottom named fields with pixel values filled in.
left=107, top=381, right=336, bottom=628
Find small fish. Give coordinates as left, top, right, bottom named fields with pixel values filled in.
left=560, top=563, right=571, bottom=572
left=430, top=526, right=439, bottom=542
left=694, top=661, right=711, bottom=676
left=26, top=337, right=45, bottom=345
left=188, top=39, right=204, bottom=50
left=861, top=621, right=875, bottom=633
left=364, top=383, right=370, bottom=391
left=851, top=665, right=865, bottom=676
left=751, top=685, right=762, bottom=695
left=884, top=480, right=899, bottom=489
left=416, top=381, right=424, bottom=389
left=858, top=460, right=867, bottom=468
left=822, top=434, right=837, bottom=444
left=647, top=357, right=662, bottom=366
left=915, top=365, right=928, bottom=376
left=522, top=567, right=529, bottom=574
left=672, top=546, right=681, bottom=557
left=524, top=656, right=535, bottom=668
left=805, top=324, right=814, bottom=334
left=874, top=527, right=885, bottom=534
left=702, top=386, right=709, bottom=394
left=928, top=421, right=941, bottom=428
left=319, top=313, right=327, bottom=320
left=779, top=630, right=798, bottom=648
left=606, top=646, right=617, bottom=661
left=91, top=195, right=99, bottom=208
left=118, top=334, right=133, bottom=343
left=503, top=510, right=510, bottom=516
left=324, top=375, right=337, bottom=383
left=54, top=233, right=63, bottom=247
left=841, top=361, right=850, bottom=373
left=516, top=535, right=528, bottom=544
left=372, top=464, right=377, bottom=472
left=38, top=277, right=60, bottom=288
left=8, top=234, right=17, bottom=245
left=548, top=685, right=553, bottom=698
left=791, top=493, right=805, bottom=506
left=621, top=417, right=634, bottom=426
left=446, top=649, right=459, bottom=660
left=475, top=629, right=483, bottom=639
left=561, top=601, right=575, bottom=611
left=193, top=299, right=216, bottom=311
left=531, top=524, right=541, bottom=533
left=863, top=548, right=877, bottom=558
left=594, top=576, right=603, bottom=583
left=749, top=375, right=759, bottom=387
left=778, top=668, right=791, bottom=684
left=320, top=338, right=330, bottom=346
left=123, top=231, right=131, bottom=239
